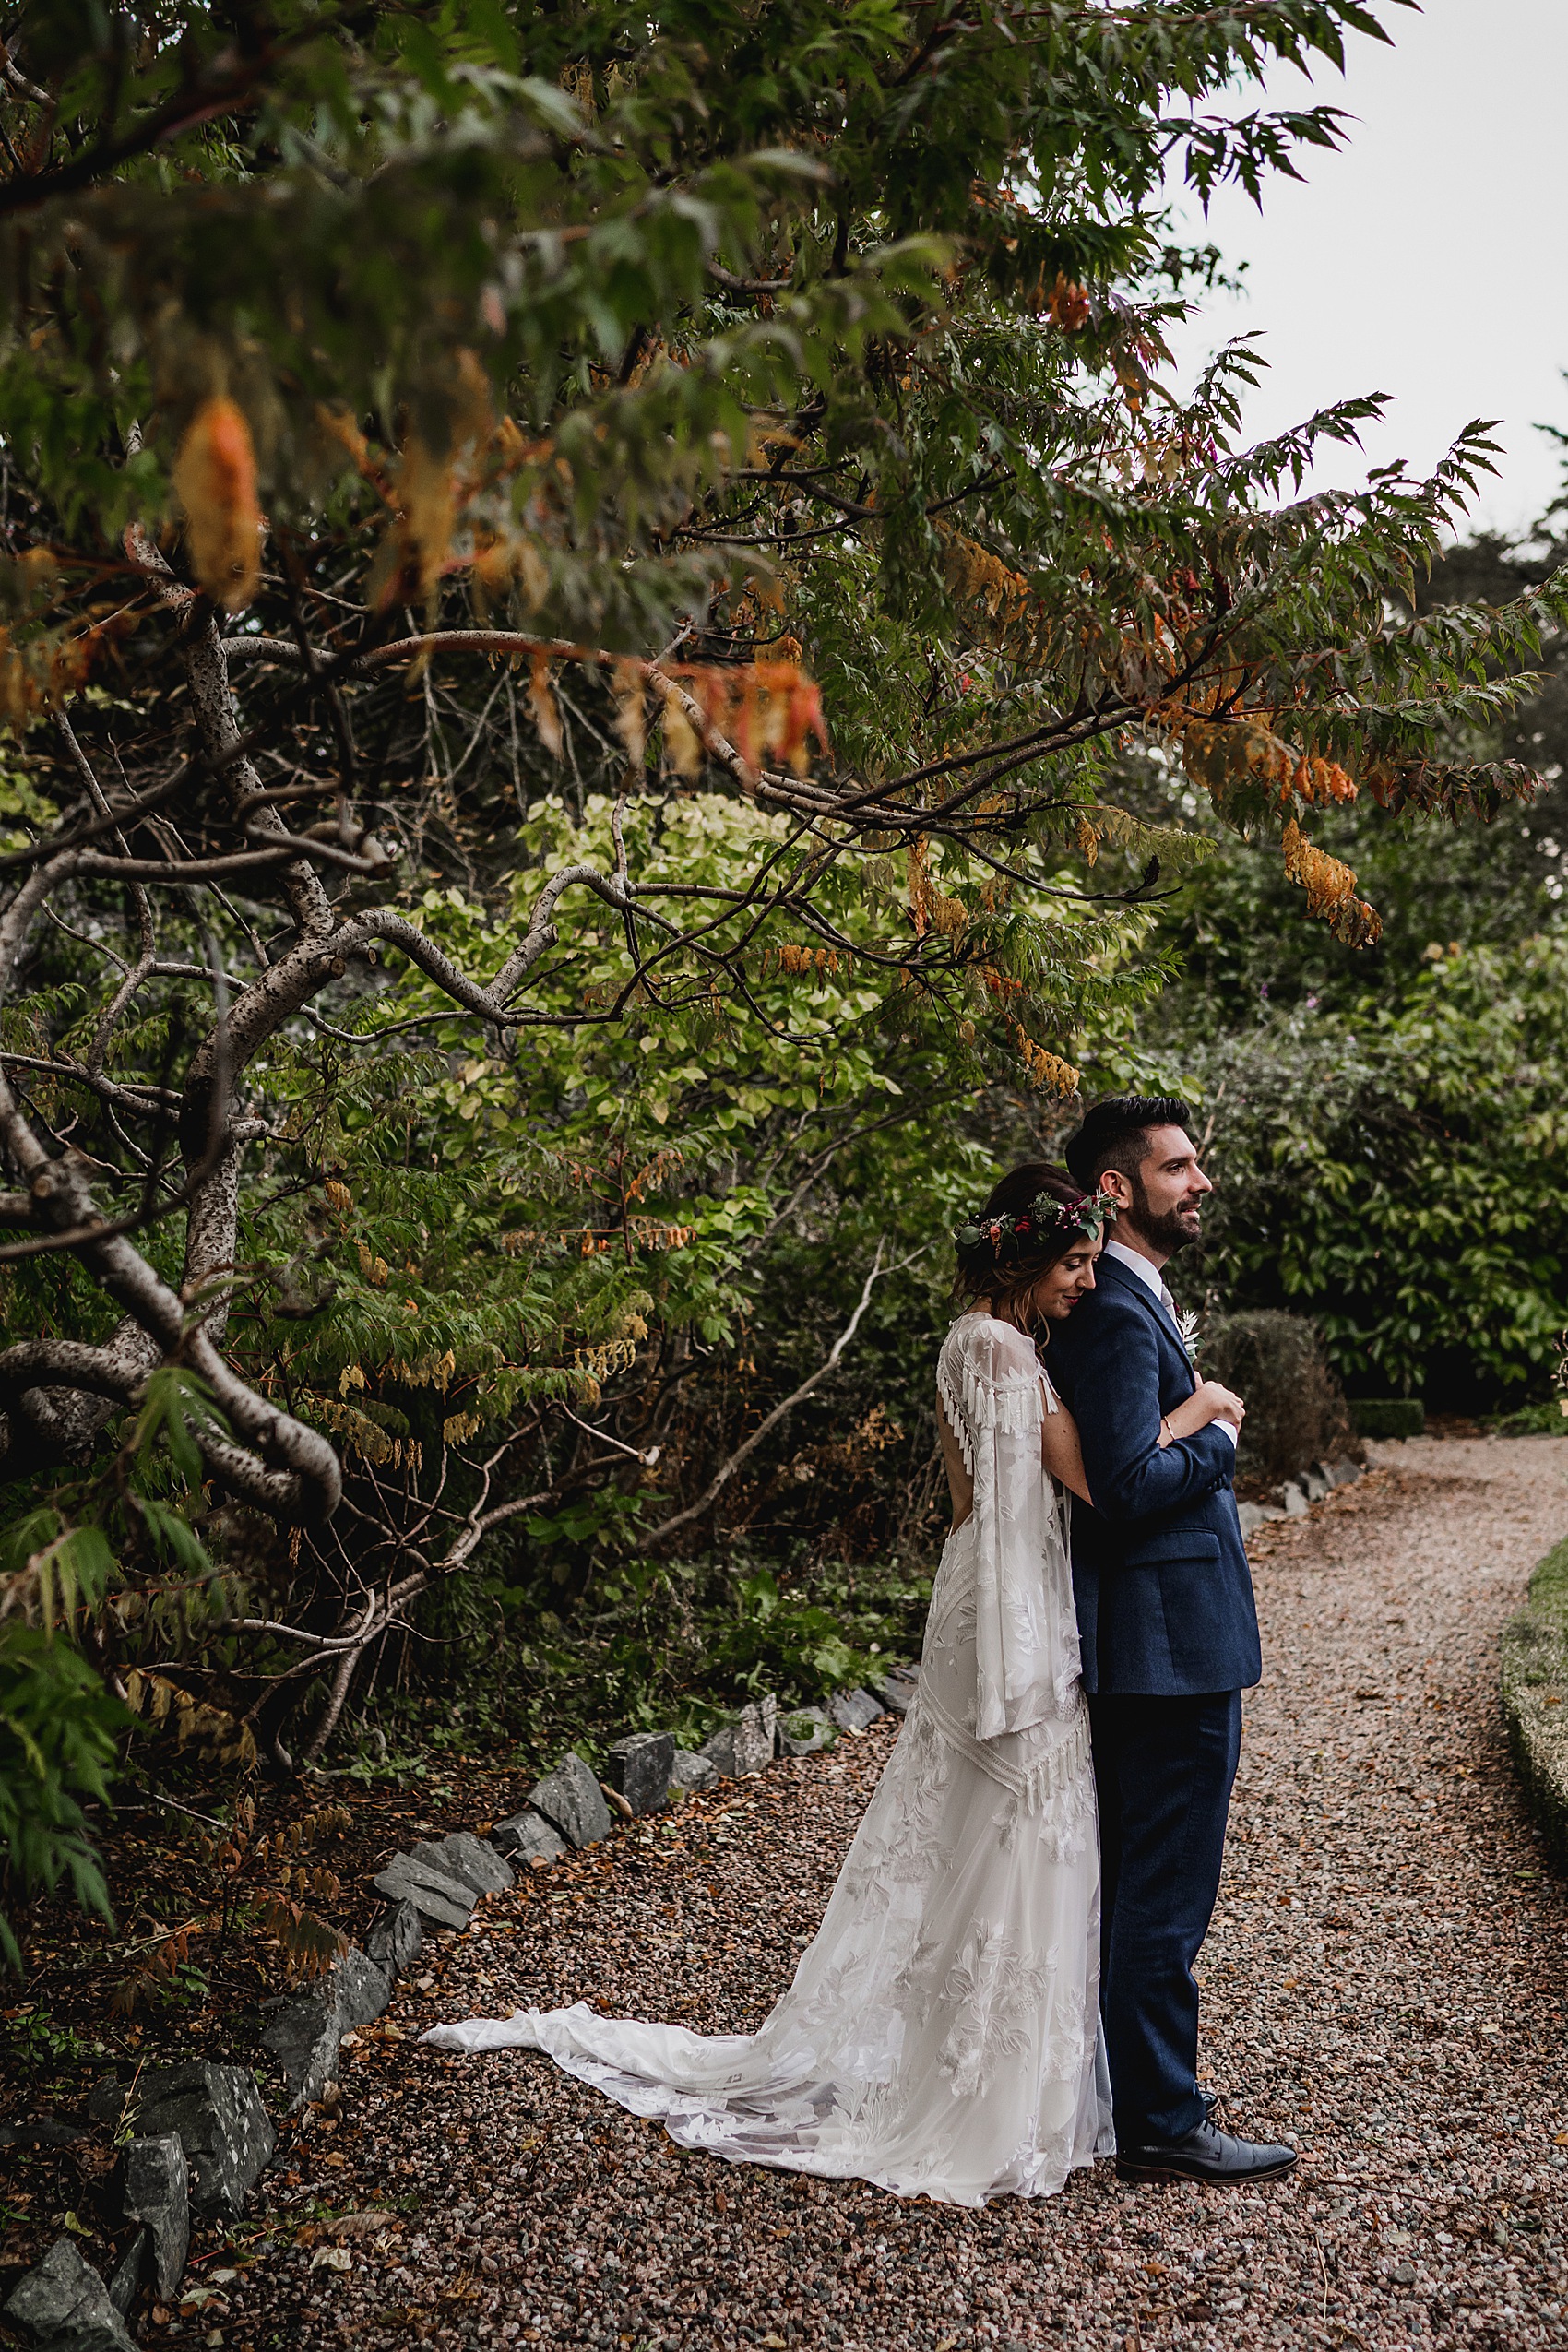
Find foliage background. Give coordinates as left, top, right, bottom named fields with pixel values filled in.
left=0, top=2, right=1564, bottom=2016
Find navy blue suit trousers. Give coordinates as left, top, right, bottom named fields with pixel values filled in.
left=1088, top=1689, right=1241, bottom=2143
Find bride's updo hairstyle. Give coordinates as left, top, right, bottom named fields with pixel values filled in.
left=952, top=1160, right=1111, bottom=1315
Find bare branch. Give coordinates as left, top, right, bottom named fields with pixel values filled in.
left=644, top=1240, right=906, bottom=1545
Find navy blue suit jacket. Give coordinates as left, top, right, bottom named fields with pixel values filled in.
left=1043, top=1253, right=1262, bottom=1697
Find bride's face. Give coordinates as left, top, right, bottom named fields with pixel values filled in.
left=1030, top=1236, right=1101, bottom=1323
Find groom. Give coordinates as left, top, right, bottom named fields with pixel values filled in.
left=1047, top=1095, right=1296, bottom=2185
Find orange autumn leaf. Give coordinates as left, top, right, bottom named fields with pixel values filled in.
left=172, top=398, right=263, bottom=610
left=1281, top=819, right=1383, bottom=949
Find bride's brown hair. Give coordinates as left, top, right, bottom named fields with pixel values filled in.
left=952, top=1161, right=1100, bottom=1315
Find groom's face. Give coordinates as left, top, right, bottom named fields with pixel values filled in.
left=1120, top=1123, right=1212, bottom=1254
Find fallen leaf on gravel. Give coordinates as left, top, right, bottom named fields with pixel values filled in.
left=310, top=2245, right=352, bottom=2273
left=323, top=2210, right=399, bottom=2242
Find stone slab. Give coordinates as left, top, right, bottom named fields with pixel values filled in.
left=777, top=1705, right=836, bottom=1757
left=4, top=2235, right=137, bottom=2352
left=668, top=1749, right=718, bottom=1794
left=123, top=2132, right=189, bottom=2298
left=106, top=2231, right=146, bottom=2321
left=868, top=1666, right=919, bottom=1716
left=365, top=1898, right=423, bottom=1979
left=606, top=1731, right=675, bottom=1815
left=371, top=1854, right=477, bottom=1929
left=0, top=2117, right=86, bottom=2149
left=826, top=1686, right=885, bottom=1735
left=527, top=1752, right=612, bottom=1848
left=119, top=2063, right=275, bottom=2217
left=489, top=1808, right=568, bottom=1866
left=260, top=1946, right=391, bottom=2108
left=415, top=1831, right=513, bottom=1897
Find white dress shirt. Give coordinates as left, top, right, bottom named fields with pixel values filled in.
left=1101, top=1239, right=1238, bottom=1448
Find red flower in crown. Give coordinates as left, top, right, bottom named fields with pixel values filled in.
left=1016, top=1216, right=1030, bottom=1234
left=989, top=1220, right=1003, bottom=1244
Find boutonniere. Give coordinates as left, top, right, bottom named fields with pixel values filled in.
left=1176, top=1308, right=1201, bottom=1361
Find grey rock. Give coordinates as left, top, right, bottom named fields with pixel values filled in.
left=1325, top=1456, right=1362, bottom=1488
left=123, top=2132, right=189, bottom=2297
left=1280, top=1481, right=1309, bottom=1517
left=415, top=1831, right=513, bottom=1897
left=827, top=1686, right=885, bottom=1735
left=490, top=1808, right=568, bottom=1866
left=260, top=1945, right=391, bottom=2109
left=697, top=1703, right=777, bottom=1777
left=528, top=1751, right=612, bottom=1848
left=668, top=1749, right=718, bottom=1793
left=869, top=1665, right=919, bottom=1716
left=734, top=1697, right=776, bottom=1774
left=371, top=1851, right=477, bottom=1930
left=1301, top=1466, right=1330, bottom=1503
left=777, top=1705, right=837, bottom=1757
left=1236, top=1500, right=1266, bottom=1538
left=365, top=1898, right=423, bottom=1978
left=106, top=2231, right=146, bottom=2321
left=697, top=1722, right=743, bottom=1778
left=119, top=2062, right=275, bottom=2217
left=0, top=2117, right=85, bottom=2149
left=4, top=2236, right=137, bottom=2352
left=606, top=1731, right=675, bottom=1816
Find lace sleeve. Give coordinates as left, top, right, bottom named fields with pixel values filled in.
left=938, top=1318, right=1080, bottom=1738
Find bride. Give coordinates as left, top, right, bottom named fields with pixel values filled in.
left=422, top=1164, right=1241, bottom=2206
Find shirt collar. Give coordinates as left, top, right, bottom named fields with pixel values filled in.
left=1103, top=1238, right=1166, bottom=1300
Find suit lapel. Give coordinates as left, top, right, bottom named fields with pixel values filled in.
left=1099, top=1253, right=1193, bottom=1365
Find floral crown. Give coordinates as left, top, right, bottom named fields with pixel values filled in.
left=954, top=1185, right=1119, bottom=1260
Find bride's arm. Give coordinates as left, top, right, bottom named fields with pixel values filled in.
left=1039, top=1380, right=1094, bottom=1506
left=1160, top=1378, right=1245, bottom=1447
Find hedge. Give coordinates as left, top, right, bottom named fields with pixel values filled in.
left=1500, top=1538, right=1568, bottom=1871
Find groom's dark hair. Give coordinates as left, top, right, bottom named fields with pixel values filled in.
left=1063, top=1094, right=1194, bottom=1194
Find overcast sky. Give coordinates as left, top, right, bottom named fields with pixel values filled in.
left=1159, top=0, right=1568, bottom=539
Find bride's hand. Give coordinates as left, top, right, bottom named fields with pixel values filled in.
left=1159, top=1379, right=1245, bottom=1446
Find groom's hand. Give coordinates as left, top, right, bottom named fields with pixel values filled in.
left=1195, top=1379, right=1245, bottom=1430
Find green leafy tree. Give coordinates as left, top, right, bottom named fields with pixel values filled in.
left=0, top=0, right=1562, bottom=1796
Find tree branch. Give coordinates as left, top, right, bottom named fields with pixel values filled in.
left=644, top=1240, right=904, bottom=1545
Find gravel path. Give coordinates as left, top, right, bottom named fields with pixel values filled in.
left=225, top=1436, right=1568, bottom=2352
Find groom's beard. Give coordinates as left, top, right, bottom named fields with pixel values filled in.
left=1125, top=1170, right=1202, bottom=1255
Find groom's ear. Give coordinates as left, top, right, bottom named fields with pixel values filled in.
left=1099, top=1169, right=1134, bottom=1212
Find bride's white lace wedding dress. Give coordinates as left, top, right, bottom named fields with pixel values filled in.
left=422, top=1313, right=1112, bottom=2205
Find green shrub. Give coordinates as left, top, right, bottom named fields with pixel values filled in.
left=1350, top=1399, right=1427, bottom=1441
left=1199, top=1312, right=1360, bottom=1486
left=1170, top=938, right=1568, bottom=1408
left=1501, top=1538, right=1568, bottom=1871
left=1489, top=1402, right=1568, bottom=1437
left=0, top=1620, right=127, bottom=1973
